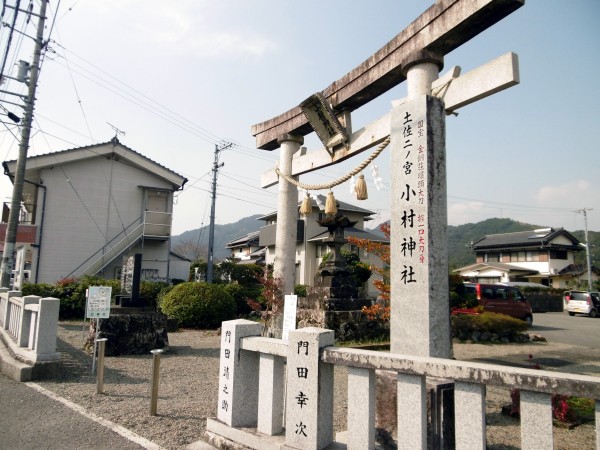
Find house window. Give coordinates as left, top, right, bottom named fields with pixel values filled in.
left=317, top=245, right=329, bottom=258
left=550, top=250, right=567, bottom=260
left=526, top=251, right=539, bottom=262
left=484, top=253, right=500, bottom=262
left=511, top=251, right=526, bottom=262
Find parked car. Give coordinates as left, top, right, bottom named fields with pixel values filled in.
left=451, top=283, right=534, bottom=326
left=566, top=291, right=600, bottom=318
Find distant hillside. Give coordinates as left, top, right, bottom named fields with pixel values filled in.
left=173, top=215, right=599, bottom=269
left=172, top=214, right=263, bottom=261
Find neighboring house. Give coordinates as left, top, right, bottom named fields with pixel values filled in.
left=169, top=251, right=192, bottom=282
left=258, top=195, right=388, bottom=297
left=1, top=138, right=187, bottom=285
left=454, top=227, right=596, bottom=288
left=226, top=231, right=265, bottom=265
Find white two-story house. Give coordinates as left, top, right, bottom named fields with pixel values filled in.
left=454, top=227, right=592, bottom=288
left=1, top=138, right=187, bottom=285
left=258, top=195, right=388, bottom=297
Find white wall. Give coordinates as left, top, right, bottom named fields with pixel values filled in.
left=34, top=154, right=173, bottom=283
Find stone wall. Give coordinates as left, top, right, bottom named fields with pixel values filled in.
left=296, top=304, right=389, bottom=342
left=90, top=310, right=169, bottom=356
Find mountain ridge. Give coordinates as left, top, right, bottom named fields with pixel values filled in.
left=172, top=216, right=599, bottom=268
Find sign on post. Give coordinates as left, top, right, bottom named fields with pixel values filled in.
left=86, top=286, right=112, bottom=319
left=282, top=294, right=298, bottom=341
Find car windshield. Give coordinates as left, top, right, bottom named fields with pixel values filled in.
left=570, top=292, right=588, bottom=301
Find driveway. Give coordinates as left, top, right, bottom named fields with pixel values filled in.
left=531, top=310, right=600, bottom=348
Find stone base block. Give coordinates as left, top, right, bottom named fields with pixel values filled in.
left=91, top=312, right=169, bottom=356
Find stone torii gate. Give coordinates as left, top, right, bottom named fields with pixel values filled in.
left=254, top=0, right=524, bottom=355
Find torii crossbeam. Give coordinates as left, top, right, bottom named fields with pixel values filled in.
left=252, top=0, right=524, bottom=150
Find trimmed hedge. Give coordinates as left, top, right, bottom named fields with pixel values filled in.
left=21, top=275, right=120, bottom=319
left=452, top=312, right=528, bottom=342
left=159, top=282, right=236, bottom=328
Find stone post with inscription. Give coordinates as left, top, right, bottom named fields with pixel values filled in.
left=390, top=93, right=450, bottom=358
left=286, top=327, right=334, bottom=450
left=217, top=319, right=263, bottom=427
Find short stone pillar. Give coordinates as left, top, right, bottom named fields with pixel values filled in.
left=520, top=390, right=553, bottom=450
left=33, top=297, right=60, bottom=357
left=257, top=352, right=285, bottom=435
left=285, top=327, right=334, bottom=450
left=18, top=295, right=40, bottom=347
left=217, top=319, right=263, bottom=427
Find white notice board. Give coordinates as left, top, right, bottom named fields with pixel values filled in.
left=86, top=286, right=112, bottom=319
left=282, top=294, right=297, bottom=341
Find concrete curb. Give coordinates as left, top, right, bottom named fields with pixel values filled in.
left=0, top=335, right=32, bottom=381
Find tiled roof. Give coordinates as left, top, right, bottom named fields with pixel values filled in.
left=226, top=230, right=260, bottom=248
left=307, top=226, right=389, bottom=243
left=258, top=194, right=374, bottom=221
left=472, top=228, right=580, bottom=251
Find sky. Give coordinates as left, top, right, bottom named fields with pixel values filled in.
left=0, top=0, right=599, bottom=239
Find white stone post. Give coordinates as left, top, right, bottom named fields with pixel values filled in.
left=257, top=353, right=285, bottom=435
left=272, top=134, right=303, bottom=338
left=18, top=295, right=40, bottom=348
left=520, top=390, right=553, bottom=449
left=285, top=327, right=334, bottom=450
left=454, top=381, right=486, bottom=449
left=217, top=319, right=263, bottom=427
left=3, top=290, right=21, bottom=331
left=347, top=366, right=376, bottom=449
left=33, top=297, right=59, bottom=355
left=397, top=373, right=427, bottom=449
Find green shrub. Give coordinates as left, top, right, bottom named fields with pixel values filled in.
left=294, top=284, right=308, bottom=297
left=140, top=281, right=170, bottom=308
left=159, top=282, right=236, bottom=328
left=21, top=283, right=60, bottom=298
left=23, top=276, right=120, bottom=319
left=224, top=283, right=261, bottom=316
left=452, top=312, right=528, bottom=341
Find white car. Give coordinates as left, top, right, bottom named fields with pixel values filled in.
left=566, top=291, right=600, bottom=318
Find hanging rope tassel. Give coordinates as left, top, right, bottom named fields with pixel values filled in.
left=325, top=191, right=337, bottom=215
left=299, top=193, right=312, bottom=215
left=355, top=174, right=368, bottom=200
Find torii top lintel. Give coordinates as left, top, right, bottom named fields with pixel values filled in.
left=251, top=0, right=524, bottom=151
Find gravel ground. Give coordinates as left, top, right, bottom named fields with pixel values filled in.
left=34, top=322, right=598, bottom=449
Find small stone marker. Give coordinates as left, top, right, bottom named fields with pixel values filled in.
left=282, top=294, right=297, bottom=341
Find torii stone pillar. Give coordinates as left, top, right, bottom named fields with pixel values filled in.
left=390, top=53, right=451, bottom=358
left=271, top=134, right=303, bottom=338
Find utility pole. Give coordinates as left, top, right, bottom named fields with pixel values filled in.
left=206, top=142, right=233, bottom=283
left=0, top=0, right=49, bottom=288
left=577, top=208, right=594, bottom=291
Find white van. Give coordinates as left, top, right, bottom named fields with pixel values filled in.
left=566, top=291, right=600, bottom=318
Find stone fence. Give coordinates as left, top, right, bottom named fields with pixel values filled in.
left=0, top=288, right=61, bottom=380
left=206, top=319, right=600, bottom=450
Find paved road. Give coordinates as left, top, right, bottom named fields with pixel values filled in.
left=0, top=374, right=154, bottom=450
left=531, top=310, right=600, bottom=348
